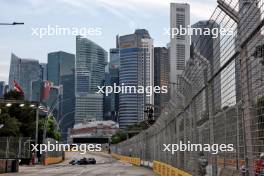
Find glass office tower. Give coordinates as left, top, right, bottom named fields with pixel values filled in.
left=9, top=53, right=40, bottom=100
left=75, top=36, right=107, bottom=123
left=118, top=29, right=154, bottom=128
left=47, top=51, right=75, bottom=141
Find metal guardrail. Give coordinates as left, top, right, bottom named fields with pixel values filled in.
left=0, top=137, right=31, bottom=159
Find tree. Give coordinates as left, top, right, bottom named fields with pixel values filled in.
left=46, top=117, right=61, bottom=141
left=0, top=113, right=20, bottom=137
left=37, top=115, right=61, bottom=142
left=0, top=91, right=61, bottom=141
left=4, top=90, right=24, bottom=100
left=111, top=131, right=127, bottom=144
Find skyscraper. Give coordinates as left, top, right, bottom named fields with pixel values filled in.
left=9, top=53, right=40, bottom=100
left=170, top=3, right=190, bottom=94
left=47, top=51, right=75, bottom=141
left=154, top=47, right=170, bottom=119
left=191, top=20, right=221, bottom=111
left=40, top=63, right=47, bottom=81
left=4, top=85, right=9, bottom=95
left=110, top=48, right=120, bottom=67
left=31, top=79, right=42, bottom=102
left=118, top=29, right=154, bottom=128
left=103, top=70, right=112, bottom=120
left=0, top=81, right=5, bottom=98
left=31, top=63, right=47, bottom=102
left=105, top=48, right=120, bottom=122
left=75, top=36, right=107, bottom=123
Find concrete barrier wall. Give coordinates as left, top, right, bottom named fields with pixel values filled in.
left=0, top=159, right=19, bottom=173
left=112, top=153, right=140, bottom=166
left=153, top=161, right=192, bottom=176
left=112, top=153, right=192, bottom=176
left=44, top=156, right=63, bottom=166
left=0, top=160, right=6, bottom=173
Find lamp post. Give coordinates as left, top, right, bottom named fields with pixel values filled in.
left=42, top=97, right=75, bottom=143
left=0, top=22, right=24, bottom=25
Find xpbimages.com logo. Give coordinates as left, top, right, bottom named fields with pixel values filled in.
left=96, top=83, right=168, bottom=96
left=163, top=141, right=234, bottom=155
left=163, top=25, right=234, bottom=38
left=31, top=25, right=102, bottom=38
left=31, top=142, right=102, bottom=154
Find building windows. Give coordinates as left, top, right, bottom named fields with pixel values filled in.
left=176, top=44, right=186, bottom=70
left=176, top=8, right=185, bottom=12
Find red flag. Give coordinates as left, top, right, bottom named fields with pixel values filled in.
left=13, top=80, right=24, bottom=95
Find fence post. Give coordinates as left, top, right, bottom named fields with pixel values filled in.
left=205, top=64, right=218, bottom=176
left=5, top=137, right=9, bottom=159
left=18, top=137, right=22, bottom=159
left=240, top=47, right=254, bottom=176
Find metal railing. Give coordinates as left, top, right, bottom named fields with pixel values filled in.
left=0, top=137, right=31, bottom=159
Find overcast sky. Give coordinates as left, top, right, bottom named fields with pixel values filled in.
left=0, top=0, right=216, bottom=82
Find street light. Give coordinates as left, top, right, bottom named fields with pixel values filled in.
left=42, top=97, right=75, bottom=142
left=0, top=22, right=24, bottom=25
left=5, top=103, right=12, bottom=107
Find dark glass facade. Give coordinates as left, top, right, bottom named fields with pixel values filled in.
left=47, top=51, right=75, bottom=142
left=191, top=20, right=221, bottom=111
left=154, top=47, right=170, bottom=119
left=0, top=81, right=5, bottom=98
left=75, top=36, right=107, bottom=123
left=9, top=53, right=40, bottom=100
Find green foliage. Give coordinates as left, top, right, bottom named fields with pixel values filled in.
left=38, top=117, right=61, bottom=142
left=111, top=131, right=127, bottom=144
left=4, top=90, right=24, bottom=100
left=46, top=117, right=61, bottom=141
left=0, top=91, right=61, bottom=141
left=126, top=121, right=150, bottom=132
left=111, top=122, right=150, bottom=144
left=0, top=113, right=20, bottom=136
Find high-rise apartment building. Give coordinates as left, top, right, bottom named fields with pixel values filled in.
left=9, top=53, right=40, bottom=100
left=118, top=29, right=154, bottom=128
left=170, top=3, right=190, bottom=94
left=75, top=36, right=107, bottom=123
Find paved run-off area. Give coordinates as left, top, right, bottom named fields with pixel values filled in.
left=2, top=152, right=154, bottom=176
